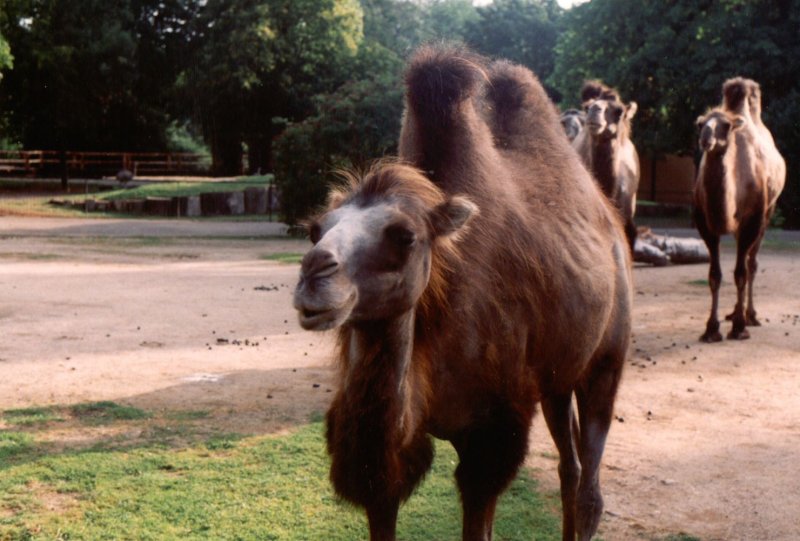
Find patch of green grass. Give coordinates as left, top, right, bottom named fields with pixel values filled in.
left=2, top=407, right=64, bottom=427
left=70, top=401, right=150, bottom=425
left=688, top=279, right=709, bottom=287
left=0, top=432, right=35, bottom=462
left=165, top=410, right=211, bottom=422
left=0, top=423, right=561, bottom=540
left=261, top=252, right=304, bottom=264
left=100, top=176, right=272, bottom=201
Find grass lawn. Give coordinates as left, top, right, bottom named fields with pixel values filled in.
left=0, top=402, right=562, bottom=541
left=0, top=176, right=274, bottom=219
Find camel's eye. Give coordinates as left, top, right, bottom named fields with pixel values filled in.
left=309, top=222, right=322, bottom=244
left=385, top=223, right=415, bottom=248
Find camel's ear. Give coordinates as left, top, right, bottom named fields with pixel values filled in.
left=430, top=196, right=478, bottom=238
left=696, top=115, right=706, bottom=129
left=626, top=101, right=638, bottom=120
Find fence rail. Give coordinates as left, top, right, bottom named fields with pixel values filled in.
left=0, top=150, right=211, bottom=178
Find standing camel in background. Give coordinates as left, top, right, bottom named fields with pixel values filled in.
left=560, top=108, right=585, bottom=142
left=572, top=81, right=640, bottom=251
left=293, top=45, right=632, bottom=541
left=694, top=78, right=786, bottom=341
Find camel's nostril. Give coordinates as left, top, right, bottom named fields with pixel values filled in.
left=301, top=249, right=340, bottom=280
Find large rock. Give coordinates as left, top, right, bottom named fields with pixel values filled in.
left=244, top=187, right=267, bottom=214
left=200, top=191, right=245, bottom=215
left=145, top=197, right=175, bottom=217
left=177, top=195, right=201, bottom=217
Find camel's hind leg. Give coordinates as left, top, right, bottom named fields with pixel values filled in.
left=729, top=213, right=764, bottom=339
left=744, top=229, right=766, bottom=326
left=574, top=353, right=624, bottom=541
left=695, top=208, right=723, bottom=342
left=542, top=393, right=581, bottom=541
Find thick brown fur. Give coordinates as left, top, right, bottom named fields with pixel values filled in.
left=301, top=45, right=633, bottom=541
left=572, top=80, right=640, bottom=251
left=694, top=78, right=786, bottom=342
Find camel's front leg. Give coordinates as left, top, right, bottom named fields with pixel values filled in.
left=366, top=502, right=400, bottom=541
left=452, top=411, right=532, bottom=541
left=697, top=227, right=723, bottom=342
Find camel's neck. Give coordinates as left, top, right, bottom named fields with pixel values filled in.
left=700, top=150, right=733, bottom=234
left=327, top=311, right=433, bottom=507
left=340, top=311, right=423, bottom=443
left=591, top=136, right=618, bottom=199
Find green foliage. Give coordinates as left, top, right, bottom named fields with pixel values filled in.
left=180, top=0, right=365, bottom=175
left=0, top=28, right=12, bottom=74
left=273, top=66, right=404, bottom=224
left=166, top=120, right=209, bottom=155
left=0, top=422, right=560, bottom=540
left=467, top=0, right=562, bottom=98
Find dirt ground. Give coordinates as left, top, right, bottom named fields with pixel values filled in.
left=1, top=217, right=798, bottom=541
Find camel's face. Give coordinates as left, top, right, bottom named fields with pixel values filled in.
left=560, top=110, right=585, bottom=142
left=697, top=111, right=744, bottom=154
left=584, top=99, right=636, bottom=139
left=294, top=189, right=475, bottom=331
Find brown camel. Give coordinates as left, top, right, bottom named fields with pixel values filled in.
left=694, top=79, right=786, bottom=342
left=293, top=45, right=632, bottom=541
left=560, top=108, right=586, bottom=142
left=572, top=81, right=640, bottom=251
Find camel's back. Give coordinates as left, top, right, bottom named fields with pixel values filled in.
left=400, top=46, right=631, bottom=398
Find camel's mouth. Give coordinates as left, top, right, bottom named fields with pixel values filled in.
left=294, top=292, right=357, bottom=331
left=586, top=122, right=604, bottom=134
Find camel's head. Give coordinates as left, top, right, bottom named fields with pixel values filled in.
left=583, top=97, right=637, bottom=139
left=560, top=109, right=585, bottom=142
left=293, top=163, right=477, bottom=331
left=697, top=109, right=745, bottom=154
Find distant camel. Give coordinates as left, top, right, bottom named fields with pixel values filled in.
left=572, top=81, right=640, bottom=251
left=293, top=45, right=632, bottom=541
left=560, top=108, right=585, bottom=142
left=694, top=79, right=785, bottom=341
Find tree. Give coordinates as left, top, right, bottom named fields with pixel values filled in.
left=0, top=30, right=11, bottom=76
left=467, top=0, right=562, bottom=98
left=273, top=43, right=404, bottom=225
left=0, top=0, right=191, bottom=153
left=180, top=0, right=364, bottom=176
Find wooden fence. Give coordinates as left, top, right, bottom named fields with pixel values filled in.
left=0, top=150, right=211, bottom=178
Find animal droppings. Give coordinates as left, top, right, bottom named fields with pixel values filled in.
left=312, top=383, right=320, bottom=388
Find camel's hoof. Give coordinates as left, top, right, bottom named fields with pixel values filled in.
left=724, top=312, right=733, bottom=321
left=700, top=331, right=723, bottom=343
left=746, top=317, right=762, bottom=327
left=727, top=328, right=751, bottom=340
